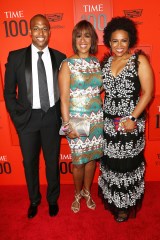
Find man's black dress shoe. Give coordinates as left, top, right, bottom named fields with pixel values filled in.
left=49, top=203, right=59, bottom=217
left=28, top=201, right=40, bottom=219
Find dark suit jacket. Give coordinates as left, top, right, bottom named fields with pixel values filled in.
left=4, top=45, right=66, bottom=132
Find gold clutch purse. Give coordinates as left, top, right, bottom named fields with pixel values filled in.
left=69, top=117, right=90, bottom=136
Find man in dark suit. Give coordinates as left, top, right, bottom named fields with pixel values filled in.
left=4, top=14, right=66, bottom=219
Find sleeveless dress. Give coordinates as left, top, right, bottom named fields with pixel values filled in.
left=64, top=56, right=104, bottom=165
left=98, top=52, right=145, bottom=217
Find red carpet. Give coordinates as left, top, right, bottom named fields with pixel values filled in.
left=0, top=182, right=160, bottom=240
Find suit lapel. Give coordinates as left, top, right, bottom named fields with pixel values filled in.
left=24, top=47, right=59, bottom=106
left=25, top=46, right=33, bottom=105
left=49, top=48, right=60, bottom=103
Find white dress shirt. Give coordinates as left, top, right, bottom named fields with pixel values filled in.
left=31, top=44, right=55, bottom=109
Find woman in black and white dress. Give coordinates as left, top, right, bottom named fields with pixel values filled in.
left=98, top=16, right=154, bottom=222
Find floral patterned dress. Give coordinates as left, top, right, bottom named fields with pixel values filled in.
left=98, top=52, right=145, bottom=217
left=63, top=56, right=104, bottom=165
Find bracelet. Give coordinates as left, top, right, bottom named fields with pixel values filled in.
left=128, top=115, right=137, bottom=122
left=61, top=123, right=73, bottom=135
left=62, top=120, right=70, bottom=127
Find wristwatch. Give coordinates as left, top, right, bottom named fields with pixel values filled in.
left=129, top=115, right=137, bottom=122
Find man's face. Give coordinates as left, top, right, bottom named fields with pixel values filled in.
left=30, top=16, right=50, bottom=50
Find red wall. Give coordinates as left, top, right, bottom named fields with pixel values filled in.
left=0, top=0, right=160, bottom=185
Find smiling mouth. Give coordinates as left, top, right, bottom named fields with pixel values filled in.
left=116, top=49, right=124, bottom=53
left=80, top=44, right=88, bottom=48
left=36, top=37, right=45, bottom=42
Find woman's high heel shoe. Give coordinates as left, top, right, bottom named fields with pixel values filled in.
left=71, top=193, right=82, bottom=213
left=81, top=189, right=96, bottom=210
left=114, top=211, right=129, bottom=223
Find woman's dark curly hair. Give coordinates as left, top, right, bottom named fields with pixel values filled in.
left=103, top=16, right=138, bottom=48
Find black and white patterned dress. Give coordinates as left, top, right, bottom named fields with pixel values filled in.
left=98, top=52, right=146, bottom=217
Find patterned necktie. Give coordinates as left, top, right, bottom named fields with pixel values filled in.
left=37, top=51, right=50, bottom=112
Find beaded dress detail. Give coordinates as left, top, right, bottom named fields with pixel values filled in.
left=98, top=52, right=145, bottom=216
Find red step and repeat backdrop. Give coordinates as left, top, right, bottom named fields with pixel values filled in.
left=0, top=0, right=160, bottom=185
